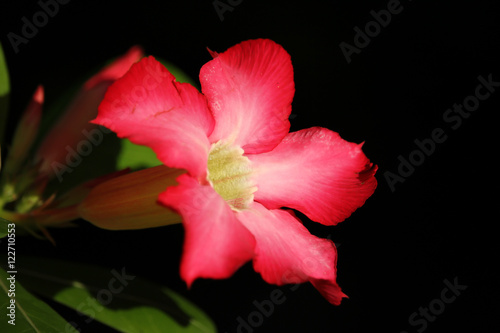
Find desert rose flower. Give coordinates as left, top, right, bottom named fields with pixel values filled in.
left=84, top=39, right=377, bottom=304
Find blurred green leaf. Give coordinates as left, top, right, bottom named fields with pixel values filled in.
left=0, top=265, right=75, bottom=333
left=116, top=138, right=162, bottom=170
left=0, top=44, right=9, bottom=95
left=0, top=217, right=10, bottom=238
left=0, top=43, right=10, bottom=146
left=17, top=256, right=217, bottom=333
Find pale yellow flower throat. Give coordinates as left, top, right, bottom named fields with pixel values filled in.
left=207, top=141, right=257, bottom=210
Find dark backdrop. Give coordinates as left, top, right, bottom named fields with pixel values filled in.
left=1, top=1, right=498, bottom=332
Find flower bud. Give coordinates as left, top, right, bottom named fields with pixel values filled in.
left=78, top=165, right=184, bottom=230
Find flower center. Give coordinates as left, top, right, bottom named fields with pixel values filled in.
left=207, top=141, right=256, bottom=211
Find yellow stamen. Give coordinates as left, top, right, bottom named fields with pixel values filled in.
left=207, top=141, right=256, bottom=210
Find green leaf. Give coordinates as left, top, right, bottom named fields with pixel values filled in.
left=116, top=138, right=162, bottom=170
left=0, top=42, right=11, bottom=146
left=0, top=217, right=11, bottom=238
left=17, top=256, right=217, bottom=333
left=0, top=265, right=75, bottom=333
left=0, top=43, right=9, bottom=95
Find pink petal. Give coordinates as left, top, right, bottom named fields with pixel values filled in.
left=310, top=278, right=348, bottom=306
left=236, top=203, right=346, bottom=305
left=95, top=56, right=215, bottom=179
left=158, top=174, right=255, bottom=287
left=200, top=39, right=294, bottom=153
left=249, top=127, right=377, bottom=226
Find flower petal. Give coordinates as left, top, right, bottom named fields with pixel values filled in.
left=95, top=56, right=215, bottom=179
left=158, top=174, right=255, bottom=287
left=200, top=39, right=294, bottom=153
left=236, top=203, right=346, bottom=305
left=249, top=127, right=377, bottom=225
left=309, top=278, right=348, bottom=306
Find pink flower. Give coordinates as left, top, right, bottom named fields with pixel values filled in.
left=93, top=39, right=377, bottom=305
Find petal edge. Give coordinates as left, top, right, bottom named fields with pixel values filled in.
left=249, top=127, right=377, bottom=225
left=159, top=174, right=255, bottom=286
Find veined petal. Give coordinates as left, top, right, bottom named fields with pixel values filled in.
left=236, top=202, right=346, bottom=305
left=200, top=39, right=294, bottom=153
left=249, top=127, right=377, bottom=226
left=310, top=278, right=348, bottom=306
left=158, top=174, right=255, bottom=287
left=95, top=57, right=214, bottom=179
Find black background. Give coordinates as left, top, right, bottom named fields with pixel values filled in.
left=1, top=0, right=499, bottom=332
